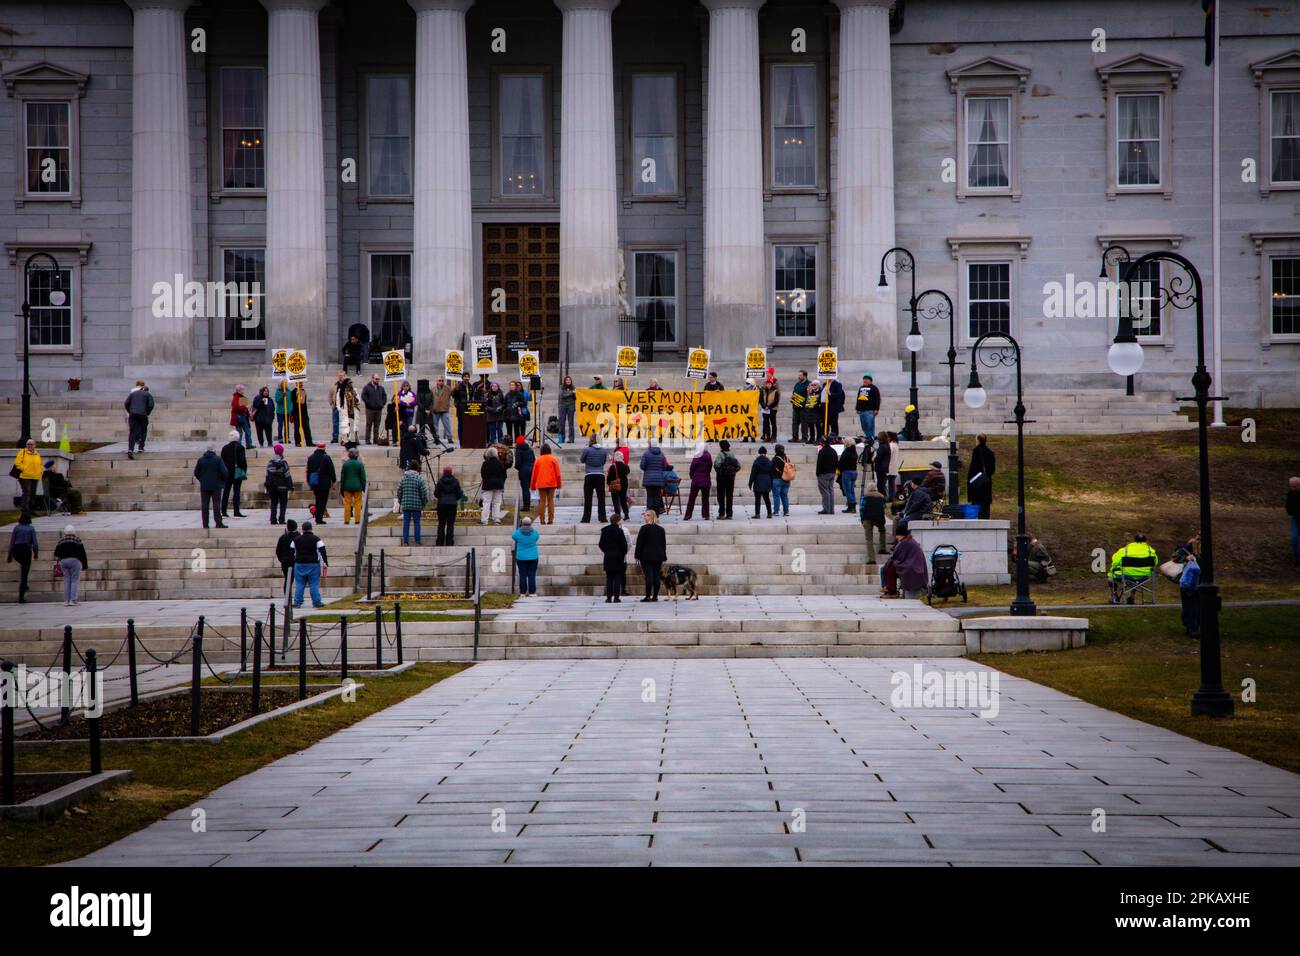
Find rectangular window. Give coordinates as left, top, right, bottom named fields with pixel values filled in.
left=370, top=253, right=412, bottom=348
left=630, top=74, right=678, bottom=196
left=499, top=74, right=545, bottom=196
left=1124, top=259, right=1162, bottom=338
left=25, top=101, right=71, bottom=194
left=1117, top=93, right=1161, bottom=187
left=965, top=96, right=1010, bottom=189
left=632, top=252, right=677, bottom=343
left=774, top=244, right=817, bottom=338
left=771, top=64, right=816, bottom=187
left=966, top=262, right=1010, bottom=338
left=1271, top=90, right=1300, bottom=184
left=221, top=248, right=266, bottom=343
left=1272, top=256, right=1300, bottom=336
left=367, top=75, right=412, bottom=196
left=221, top=67, right=265, bottom=190
left=26, top=266, right=73, bottom=347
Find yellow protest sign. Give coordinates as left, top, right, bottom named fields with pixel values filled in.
left=383, top=349, right=407, bottom=382
left=518, top=351, right=539, bottom=378
left=444, top=349, right=464, bottom=376
left=286, top=349, right=308, bottom=382
left=816, top=346, right=838, bottom=381
left=686, top=347, right=711, bottom=380
left=745, top=347, right=766, bottom=379
left=616, top=345, right=639, bottom=377
left=271, top=348, right=288, bottom=379
left=576, top=389, right=758, bottom=442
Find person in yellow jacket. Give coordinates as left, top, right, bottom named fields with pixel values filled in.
left=14, top=438, right=45, bottom=514
left=1109, top=533, right=1158, bottom=602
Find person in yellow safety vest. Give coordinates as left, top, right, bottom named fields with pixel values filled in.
left=1109, top=533, right=1158, bottom=601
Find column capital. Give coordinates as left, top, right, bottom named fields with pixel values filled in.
left=700, top=0, right=765, bottom=12
left=831, top=0, right=895, bottom=9
left=554, top=0, right=619, bottom=13
left=408, top=0, right=473, bottom=13
left=258, top=0, right=330, bottom=12
left=124, top=0, right=192, bottom=12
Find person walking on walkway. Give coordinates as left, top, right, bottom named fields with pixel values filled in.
left=306, top=442, right=336, bottom=525
left=230, top=385, right=254, bottom=448
left=580, top=435, right=609, bottom=524
left=1176, top=536, right=1202, bottom=637
left=838, top=437, right=859, bottom=513
left=558, top=375, right=577, bottom=444
left=860, top=481, right=889, bottom=557
left=220, top=429, right=249, bottom=519
left=749, top=446, right=774, bottom=518
left=512, top=516, right=540, bottom=596
left=635, top=509, right=667, bottom=602
left=339, top=446, right=367, bottom=525
left=124, top=380, right=154, bottom=459
left=683, top=442, right=712, bottom=521
left=434, top=466, right=462, bottom=545
left=54, top=524, right=88, bottom=606
left=598, top=513, right=628, bottom=603
left=480, top=446, right=507, bottom=524
left=14, top=438, right=43, bottom=514
left=361, top=372, right=387, bottom=445
left=640, top=442, right=667, bottom=516
left=1287, top=476, right=1300, bottom=566
left=6, top=512, right=37, bottom=603
left=855, top=374, right=881, bottom=442
left=252, top=385, right=275, bottom=448
left=398, top=464, right=430, bottom=545
left=714, top=440, right=739, bottom=519
left=815, top=438, right=838, bottom=514
left=265, top=443, right=293, bottom=525
left=291, top=520, right=328, bottom=609
left=607, top=452, right=630, bottom=520
left=193, top=444, right=228, bottom=529
left=770, top=444, right=792, bottom=517
left=514, top=436, right=535, bottom=513
left=276, top=519, right=299, bottom=594
left=968, top=433, right=996, bottom=519
left=530, top=444, right=562, bottom=525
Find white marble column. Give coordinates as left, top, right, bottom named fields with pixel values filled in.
left=556, top=0, right=620, bottom=363
left=410, top=0, right=474, bottom=366
left=702, top=0, right=766, bottom=360
left=261, top=0, right=329, bottom=361
left=834, top=0, right=897, bottom=358
left=127, top=0, right=194, bottom=373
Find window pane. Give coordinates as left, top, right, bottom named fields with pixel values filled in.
left=774, top=244, right=817, bottom=337
left=633, top=252, right=676, bottom=343
left=967, top=262, right=1010, bottom=338
left=966, top=96, right=1009, bottom=188
left=1272, top=257, right=1300, bottom=336
left=371, top=254, right=413, bottom=346
left=26, top=267, right=73, bottom=347
left=1271, top=90, right=1300, bottom=183
left=222, top=67, right=265, bottom=189
left=1117, top=94, right=1160, bottom=186
left=631, top=75, right=677, bottom=195
left=772, top=64, right=816, bottom=187
left=25, top=102, right=71, bottom=193
left=500, top=75, right=545, bottom=195
left=222, top=248, right=265, bottom=342
left=367, top=76, right=412, bottom=196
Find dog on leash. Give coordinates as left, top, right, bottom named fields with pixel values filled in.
left=661, top=565, right=699, bottom=600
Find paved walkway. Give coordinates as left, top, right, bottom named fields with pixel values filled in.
left=494, top=594, right=942, bottom=624
left=0, top=599, right=255, bottom=628
left=75, top=658, right=1300, bottom=866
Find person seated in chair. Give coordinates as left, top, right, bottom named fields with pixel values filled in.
left=895, top=480, right=933, bottom=533
left=662, top=462, right=681, bottom=500
left=1109, top=533, right=1158, bottom=602
left=43, top=460, right=82, bottom=514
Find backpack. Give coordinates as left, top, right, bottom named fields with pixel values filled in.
left=781, top=458, right=796, bottom=482
left=500, top=447, right=514, bottom=469
left=718, top=454, right=740, bottom=479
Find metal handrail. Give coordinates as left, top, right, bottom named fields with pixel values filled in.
left=352, top=483, right=371, bottom=593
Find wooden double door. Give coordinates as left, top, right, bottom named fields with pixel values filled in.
left=482, top=223, right=561, bottom=363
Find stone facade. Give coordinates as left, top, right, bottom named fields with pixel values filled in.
left=1, top=0, right=1297, bottom=403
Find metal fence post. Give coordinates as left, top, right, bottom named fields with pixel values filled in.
left=340, top=616, right=349, bottom=683
left=375, top=605, right=383, bottom=669
left=239, top=607, right=248, bottom=672
left=251, top=621, right=263, bottom=717
left=367, top=553, right=373, bottom=601
left=126, top=618, right=139, bottom=707
left=472, top=548, right=481, bottom=662
left=60, top=625, right=73, bottom=724
left=1, top=660, right=14, bottom=805
left=190, top=616, right=204, bottom=736
left=298, top=618, right=308, bottom=701
left=86, top=648, right=101, bottom=776
left=380, top=549, right=386, bottom=597
left=394, top=601, right=404, bottom=665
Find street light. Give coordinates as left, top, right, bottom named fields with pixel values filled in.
left=1111, top=251, right=1233, bottom=718
left=879, top=246, right=920, bottom=415
left=963, top=332, right=1035, bottom=616
left=20, top=252, right=65, bottom=442
left=1100, top=244, right=1141, bottom=392
left=914, top=289, right=960, bottom=510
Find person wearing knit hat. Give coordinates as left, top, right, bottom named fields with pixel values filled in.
left=265, top=442, right=292, bottom=524
left=714, top=439, right=739, bottom=519
left=515, top=434, right=535, bottom=513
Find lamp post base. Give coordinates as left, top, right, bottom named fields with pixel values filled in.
left=1009, top=599, right=1037, bottom=617
left=1190, top=688, right=1235, bottom=717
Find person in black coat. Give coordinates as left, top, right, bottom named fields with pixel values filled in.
left=967, top=433, right=996, bottom=519
left=598, top=513, right=629, bottom=603
left=634, top=510, right=668, bottom=602
left=275, top=519, right=299, bottom=594
left=748, top=447, right=774, bottom=518
left=252, top=386, right=276, bottom=447
left=399, top=423, right=427, bottom=471
left=220, top=430, right=249, bottom=519
left=306, top=444, right=337, bottom=525
left=433, top=466, right=463, bottom=546
left=193, top=446, right=229, bottom=529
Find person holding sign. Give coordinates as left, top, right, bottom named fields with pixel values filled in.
left=760, top=372, right=780, bottom=443
left=703, top=372, right=723, bottom=392
left=361, top=372, right=387, bottom=445
left=790, top=371, right=809, bottom=442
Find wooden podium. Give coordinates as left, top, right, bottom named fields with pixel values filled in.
left=459, top=403, right=487, bottom=448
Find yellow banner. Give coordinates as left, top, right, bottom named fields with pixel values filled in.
left=576, top=389, right=759, bottom=442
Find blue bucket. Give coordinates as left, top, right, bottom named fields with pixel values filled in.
left=959, top=504, right=980, bottom=520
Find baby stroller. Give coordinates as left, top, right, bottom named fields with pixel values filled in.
left=927, top=543, right=967, bottom=605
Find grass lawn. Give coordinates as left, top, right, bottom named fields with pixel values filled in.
left=304, top=590, right=518, bottom=623
left=954, top=406, right=1300, bottom=605
left=0, top=662, right=467, bottom=867
left=972, top=604, right=1300, bottom=775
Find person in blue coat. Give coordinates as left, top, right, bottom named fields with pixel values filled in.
left=192, top=445, right=229, bottom=529
left=640, top=443, right=667, bottom=515
left=511, top=516, right=540, bottom=596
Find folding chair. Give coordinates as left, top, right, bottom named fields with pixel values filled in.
left=661, top=484, right=681, bottom=516
left=40, top=473, right=70, bottom=517
left=1110, top=554, right=1157, bottom=605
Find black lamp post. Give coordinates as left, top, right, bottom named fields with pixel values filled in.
left=912, top=289, right=960, bottom=510
left=963, top=332, right=1035, bottom=616
left=1106, top=250, right=1232, bottom=718
left=19, top=252, right=65, bottom=442
left=1100, top=244, right=1138, bottom=396
left=878, top=247, right=920, bottom=415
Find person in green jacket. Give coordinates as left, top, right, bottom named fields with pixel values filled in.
left=273, top=382, right=289, bottom=443
left=339, top=447, right=367, bottom=525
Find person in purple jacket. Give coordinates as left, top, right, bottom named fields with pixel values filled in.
left=683, top=442, right=712, bottom=521
left=882, top=527, right=928, bottom=599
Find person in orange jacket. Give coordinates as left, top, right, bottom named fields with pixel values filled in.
left=529, top=443, right=563, bottom=525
